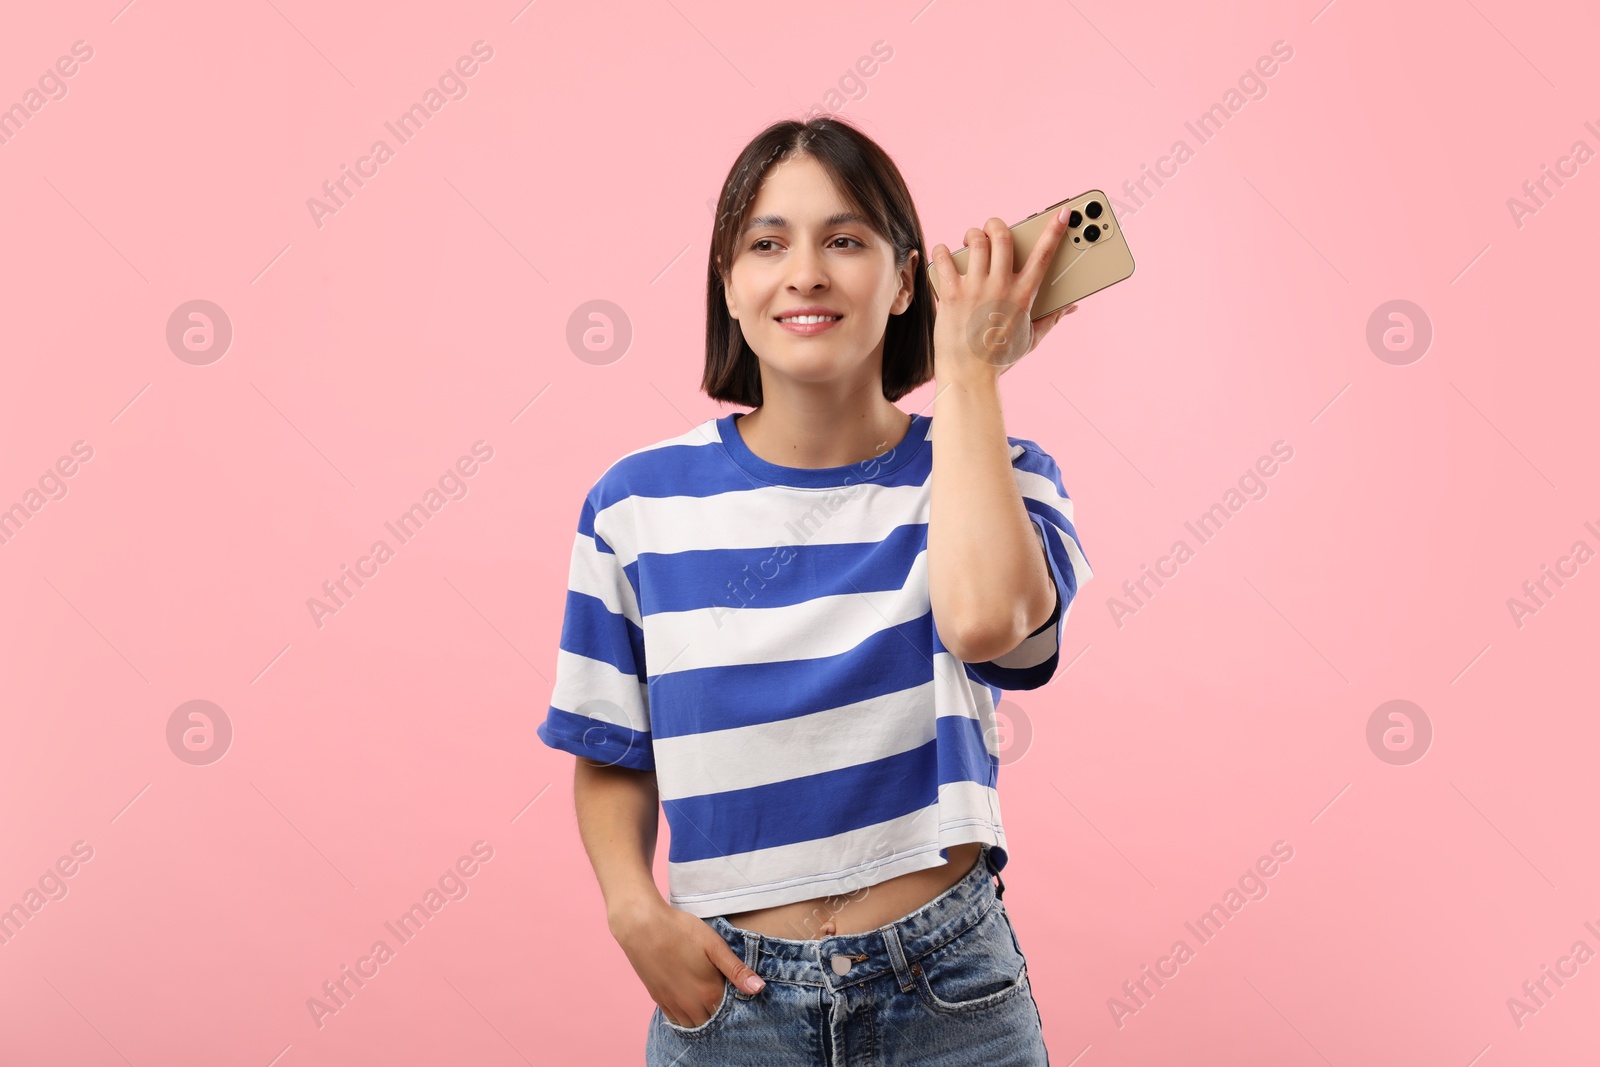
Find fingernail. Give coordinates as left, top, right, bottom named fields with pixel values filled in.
left=1057, top=205, right=1071, bottom=223
left=745, top=975, right=765, bottom=992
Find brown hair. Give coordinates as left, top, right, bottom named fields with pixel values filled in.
left=702, top=117, right=935, bottom=407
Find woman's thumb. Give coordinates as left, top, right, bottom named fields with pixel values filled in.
left=711, top=942, right=765, bottom=993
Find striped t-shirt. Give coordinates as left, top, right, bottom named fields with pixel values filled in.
left=536, top=409, right=1092, bottom=919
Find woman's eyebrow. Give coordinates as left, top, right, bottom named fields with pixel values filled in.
left=741, top=211, right=872, bottom=235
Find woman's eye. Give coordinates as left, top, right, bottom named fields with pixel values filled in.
left=749, top=237, right=863, bottom=253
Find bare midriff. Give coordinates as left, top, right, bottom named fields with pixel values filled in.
left=720, top=842, right=984, bottom=939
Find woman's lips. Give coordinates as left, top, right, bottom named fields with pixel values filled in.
left=775, top=315, right=843, bottom=336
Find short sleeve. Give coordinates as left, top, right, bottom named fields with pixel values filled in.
left=963, top=441, right=1093, bottom=692
left=536, top=492, right=655, bottom=771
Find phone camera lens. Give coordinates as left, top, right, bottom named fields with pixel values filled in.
left=1084, top=201, right=1103, bottom=219
left=1083, top=224, right=1101, bottom=242
left=1067, top=209, right=1082, bottom=228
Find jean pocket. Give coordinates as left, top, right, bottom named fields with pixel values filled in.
left=657, top=978, right=735, bottom=1038
left=910, top=899, right=1030, bottom=1014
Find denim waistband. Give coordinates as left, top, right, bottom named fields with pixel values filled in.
left=705, top=844, right=1004, bottom=997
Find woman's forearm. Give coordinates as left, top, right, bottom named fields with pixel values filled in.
left=572, top=758, right=667, bottom=935
left=927, top=373, right=1057, bottom=662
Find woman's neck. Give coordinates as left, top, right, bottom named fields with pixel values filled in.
left=736, top=403, right=914, bottom=470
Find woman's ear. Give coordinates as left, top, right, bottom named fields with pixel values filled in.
left=716, top=255, right=739, bottom=320
left=891, top=249, right=919, bottom=315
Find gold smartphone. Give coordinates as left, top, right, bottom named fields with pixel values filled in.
left=927, top=190, right=1136, bottom=317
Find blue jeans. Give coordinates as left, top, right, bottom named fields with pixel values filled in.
left=646, top=844, right=1050, bottom=1065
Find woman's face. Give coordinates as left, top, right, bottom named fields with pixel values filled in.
left=721, top=153, right=916, bottom=388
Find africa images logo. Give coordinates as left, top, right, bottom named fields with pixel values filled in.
left=307, top=41, right=495, bottom=229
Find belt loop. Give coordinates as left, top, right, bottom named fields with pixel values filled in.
left=733, top=930, right=761, bottom=1000
left=985, top=845, right=1006, bottom=900
left=880, top=922, right=916, bottom=992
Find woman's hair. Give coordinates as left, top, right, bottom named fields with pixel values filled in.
left=703, top=116, right=935, bottom=407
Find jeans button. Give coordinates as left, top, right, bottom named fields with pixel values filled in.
left=830, top=953, right=852, bottom=975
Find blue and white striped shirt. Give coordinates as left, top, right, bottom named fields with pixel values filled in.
left=537, top=410, right=1092, bottom=918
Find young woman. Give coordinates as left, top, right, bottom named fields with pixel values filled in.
left=537, top=116, right=1093, bottom=1065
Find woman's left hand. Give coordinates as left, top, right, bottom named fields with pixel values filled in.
left=928, top=210, right=1080, bottom=384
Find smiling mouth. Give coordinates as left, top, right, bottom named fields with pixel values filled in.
left=775, top=314, right=844, bottom=323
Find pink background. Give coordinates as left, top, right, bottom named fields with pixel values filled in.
left=2, top=0, right=1597, bottom=1063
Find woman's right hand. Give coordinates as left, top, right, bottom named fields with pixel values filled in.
left=611, top=899, right=766, bottom=1028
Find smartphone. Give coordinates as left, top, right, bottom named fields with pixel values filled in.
left=927, top=190, right=1135, bottom=318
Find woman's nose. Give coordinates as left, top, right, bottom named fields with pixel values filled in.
left=785, top=245, right=828, bottom=290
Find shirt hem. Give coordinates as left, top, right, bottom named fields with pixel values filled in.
left=667, top=825, right=1006, bottom=919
